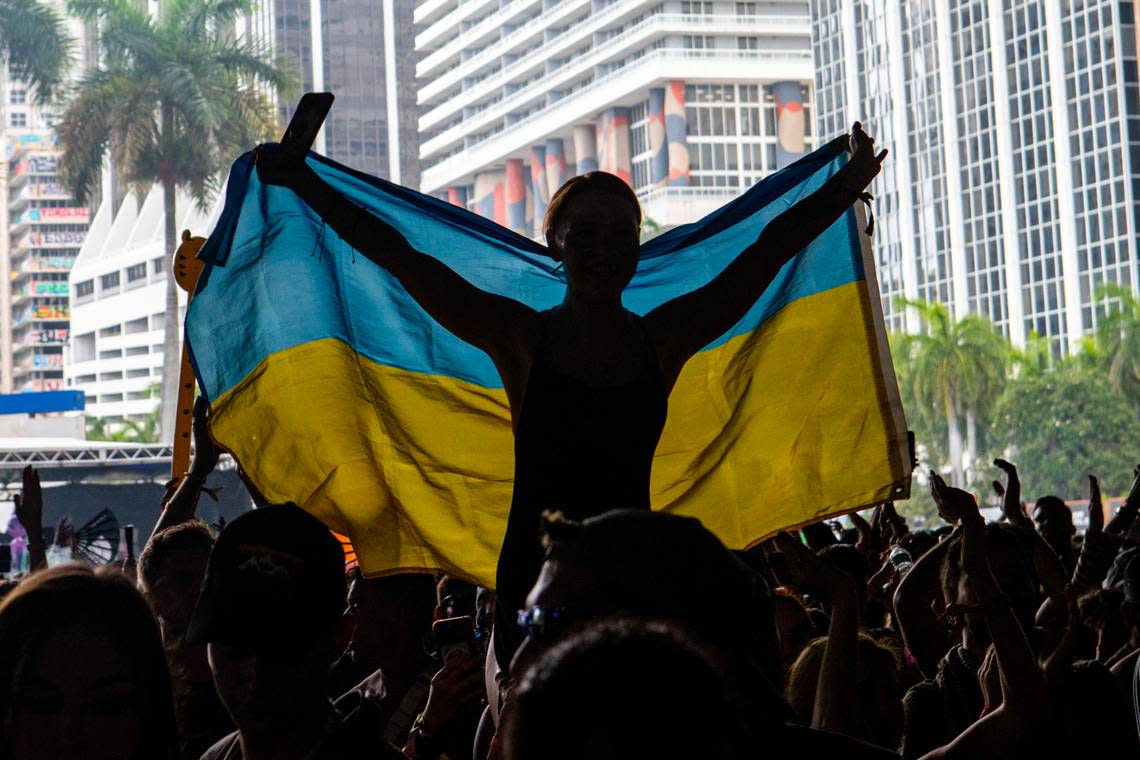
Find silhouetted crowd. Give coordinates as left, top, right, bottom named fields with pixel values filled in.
left=2, top=445, right=1140, bottom=760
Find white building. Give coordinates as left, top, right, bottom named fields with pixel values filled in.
left=65, top=189, right=217, bottom=425
left=810, top=0, right=1140, bottom=353
left=414, top=0, right=816, bottom=234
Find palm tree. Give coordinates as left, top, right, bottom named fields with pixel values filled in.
left=1011, top=330, right=1054, bottom=377
left=57, top=0, right=294, bottom=438
left=1094, top=282, right=1140, bottom=408
left=86, top=383, right=162, bottom=442
left=894, top=297, right=1009, bottom=486
left=0, top=0, right=72, bottom=103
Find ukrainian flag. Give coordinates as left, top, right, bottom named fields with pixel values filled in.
left=187, top=137, right=910, bottom=587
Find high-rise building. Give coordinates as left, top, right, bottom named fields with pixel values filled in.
left=255, top=0, right=421, bottom=184
left=414, top=0, right=816, bottom=234
left=1, top=134, right=87, bottom=393
left=810, top=0, right=1140, bottom=352
left=0, top=3, right=92, bottom=395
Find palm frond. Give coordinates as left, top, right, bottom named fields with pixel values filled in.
left=56, top=67, right=135, bottom=202
left=0, top=0, right=74, bottom=101
left=166, top=0, right=255, bottom=38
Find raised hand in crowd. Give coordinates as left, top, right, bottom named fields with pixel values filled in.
left=992, top=458, right=1031, bottom=530
left=153, top=397, right=220, bottom=538
left=919, top=472, right=1053, bottom=759
left=1105, top=463, right=1140, bottom=535
left=407, top=653, right=486, bottom=758
left=13, top=465, right=45, bottom=572
left=1071, top=473, right=1133, bottom=594
left=773, top=531, right=860, bottom=738
left=1089, top=474, right=1105, bottom=535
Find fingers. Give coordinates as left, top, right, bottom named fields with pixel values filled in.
left=993, top=480, right=1005, bottom=497
left=993, top=458, right=1017, bottom=477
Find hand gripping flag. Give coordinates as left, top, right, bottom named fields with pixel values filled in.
left=187, top=138, right=910, bottom=587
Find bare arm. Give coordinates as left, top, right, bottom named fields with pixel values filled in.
left=14, top=466, right=46, bottom=572
left=645, top=125, right=886, bottom=387
left=257, top=148, right=537, bottom=370
left=921, top=474, right=1051, bottom=759
left=773, top=532, right=860, bottom=736
left=152, top=398, right=217, bottom=537
left=893, top=530, right=955, bottom=679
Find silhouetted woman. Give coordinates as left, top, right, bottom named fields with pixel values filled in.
left=0, top=564, right=178, bottom=760
left=256, top=123, right=886, bottom=669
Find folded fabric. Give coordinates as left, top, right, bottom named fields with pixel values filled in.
left=187, top=138, right=911, bottom=586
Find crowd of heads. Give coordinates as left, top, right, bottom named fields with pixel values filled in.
left=3, top=459, right=1140, bottom=759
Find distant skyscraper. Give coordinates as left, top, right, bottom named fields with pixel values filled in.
left=255, top=0, right=421, bottom=185
left=0, top=3, right=92, bottom=393
left=413, top=0, right=816, bottom=235
left=810, top=0, right=1140, bottom=353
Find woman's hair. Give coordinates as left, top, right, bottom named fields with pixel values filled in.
left=940, top=521, right=1038, bottom=629
left=542, top=172, right=642, bottom=250
left=785, top=633, right=903, bottom=749
left=137, top=517, right=216, bottom=592
left=0, top=564, right=178, bottom=759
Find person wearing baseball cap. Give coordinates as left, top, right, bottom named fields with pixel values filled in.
left=191, top=503, right=402, bottom=760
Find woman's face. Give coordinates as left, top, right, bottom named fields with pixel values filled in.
left=7, top=625, right=143, bottom=760
left=552, top=192, right=640, bottom=302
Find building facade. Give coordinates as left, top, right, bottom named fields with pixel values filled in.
left=253, top=0, right=422, bottom=185
left=65, top=189, right=216, bottom=423
left=810, top=0, right=1140, bottom=352
left=414, top=0, right=816, bottom=234
left=0, top=3, right=93, bottom=396
left=2, top=135, right=87, bottom=394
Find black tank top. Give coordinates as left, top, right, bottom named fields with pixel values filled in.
left=493, top=309, right=668, bottom=665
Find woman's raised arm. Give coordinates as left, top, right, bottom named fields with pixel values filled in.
left=644, top=124, right=886, bottom=389
left=256, top=146, right=539, bottom=367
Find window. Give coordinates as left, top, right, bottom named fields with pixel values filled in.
left=99, top=371, right=122, bottom=381
left=10, top=112, right=26, bottom=127
left=75, top=280, right=94, bottom=300
left=126, top=263, right=147, bottom=282
left=99, top=349, right=123, bottom=360
left=10, top=89, right=26, bottom=104
left=100, top=272, right=120, bottom=290
left=125, top=345, right=149, bottom=356
left=73, top=333, right=96, bottom=362
left=99, top=324, right=121, bottom=337
left=124, top=317, right=148, bottom=334
left=151, top=257, right=165, bottom=276
left=150, top=313, right=164, bottom=330
left=126, top=368, right=149, bottom=378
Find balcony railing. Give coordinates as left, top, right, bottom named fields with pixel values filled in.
left=420, top=7, right=809, bottom=102
left=418, top=0, right=592, bottom=93
left=421, top=45, right=812, bottom=190
left=418, top=0, right=543, bottom=78
left=421, top=42, right=812, bottom=158
left=416, top=0, right=501, bottom=54
left=420, top=0, right=641, bottom=116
